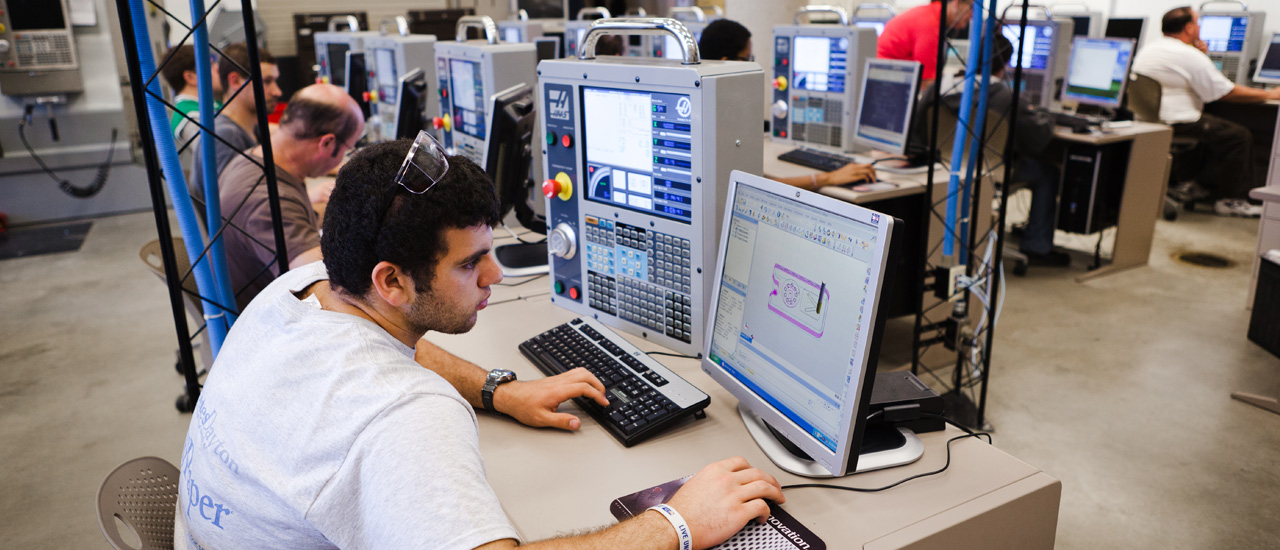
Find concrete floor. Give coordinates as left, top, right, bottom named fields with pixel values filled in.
left=1, top=209, right=1278, bottom=548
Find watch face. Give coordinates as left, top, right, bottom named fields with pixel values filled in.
left=489, top=369, right=517, bottom=383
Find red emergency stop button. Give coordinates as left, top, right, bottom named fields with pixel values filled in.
left=543, top=172, right=573, bottom=200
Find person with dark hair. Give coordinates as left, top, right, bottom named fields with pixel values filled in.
left=188, top=42, right=282, bottom=208
left=877, top=0, right=973, bottom=83
left=218, top=84, right=359, bottom=310
left=161, top=44, right=224, bottom=134
left=1133, top=6, right=1280, bottom=217
left=175, top=137, right=785, bottom=549
left=912, top=33, right=1065, bottom=267
left=594, top=34, right=627, bottom=56
left=698, top=19, right=753, bottom=61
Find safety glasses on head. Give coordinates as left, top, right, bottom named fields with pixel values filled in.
left=394, top=130, right=450, bottom=194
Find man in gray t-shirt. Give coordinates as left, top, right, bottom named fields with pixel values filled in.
left=177, top=139, right=785, bottom=550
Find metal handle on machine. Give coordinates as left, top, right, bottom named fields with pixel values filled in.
left=669, top=6, right=706, bottom=23
left=576, top=7, right=612, bottom=20
left=328, top=15, right=360, bottom=32
left=1047, top=2, right=1090, bottom=13
left=379, top=16, right=409, bottom=37
left=579, top=18, right=701, bottom=64
left=456, top=15, right=499, bottom=44
left=518, top=9, right=529, bottom=21
left=1001, top=4, right=1053, bottom=21
left=852, top=3, right=896, bottom=17
left=626, top=8, right=649, bottom=17
left=794, top=5, right=851, bottom=26
left=710, top=6, right=724, bottom=17
left=1199, top=0, right=1248, bottom=11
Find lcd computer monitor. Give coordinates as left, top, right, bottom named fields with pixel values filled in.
left=852, top=59, right=921, bottom=155
left=1061, top=36, right=1135, bottom=109
left=1104, top=17, right=1145, bottom=49
left=345, top=51, right=371, bottom=120
left=535, top=36, right=560, bottom=60
left=1200, top=14, right=1249, bottom=52
left=1003, top=20, right=1055, bottom=70
left=486, top=83, right=547, bottom=276
left=702, top=171, right=922, bottom=478
left=327, top=42, right=350, bottom=87
left=1254, top=33, right=1280, bottom=84
left=394, top=68, right=428, bottom=140
left=1069, top=15, right=1090, bottom=37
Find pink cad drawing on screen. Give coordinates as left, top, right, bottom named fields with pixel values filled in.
left=767, top=263, right=830, bottom=338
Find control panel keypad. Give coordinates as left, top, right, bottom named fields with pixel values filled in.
left=617, top=277, right=667, bottom=332
left=665, top=293, right=693, bottom=343
left=645, top=232, right=692, bottom=294
left=587, top=273, right=617, bottom=316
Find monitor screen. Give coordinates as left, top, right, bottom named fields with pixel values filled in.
left=1002, top=22, right=1055, bottom=70
left=485, top=84, right=538, bottom=219
left=1062, top=37, right=1135, bottom=108
left=8, top=0, right=68, bottom=31
left=582, top=87, right=695, bottom=224
left=1256, top=33, right=1280, bottom=83
left=503, top=26, right=522, bottom=43
left=346, top=52, right=371, bottom=119
left=327, top=43, right=350, bottom=87
left=1104, top=18, right=1144, bottom=45
left=854, top=21, right=886, bottom=37
left=535, top=37, right=560, bottom=61
left=854, top=60, right=920, bottom=155
left=792, top=36, right=849, bottom=93
left=1200, top=15, right=1248, bottom=52
left=1071, top=16, right=1091, bottom=37
left=705, top=174, right=894, bottom=475
left=374, top=48, right=398, bottom=105
left=449, top=59, right=486, bottom=139
left=394, top=69, right=427, bottom=140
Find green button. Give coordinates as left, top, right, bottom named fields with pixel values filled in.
left=546, top=131, right=555, bottom=145
left=554, top=280, right=565, bottom=294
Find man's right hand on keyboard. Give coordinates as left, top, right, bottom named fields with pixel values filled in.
left=664, top=457, right=787, bottom=550
left=493, top=367, right=610, bottom=431
left=825, top=162, right=877, bottom=187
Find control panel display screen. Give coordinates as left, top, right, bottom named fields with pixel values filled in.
left=1200, top=16, right=1248, bottom=52
left=1003, top=23, right=1054, bottom=70
left=8, top=0, right=68, bottom=31
left=449, top=59, right=487, bottom=139
left=375, top=48, right=398, bottom=104
left=792, top=36, right=848, bottom=93
left=582, top=87, right=695, bottom=225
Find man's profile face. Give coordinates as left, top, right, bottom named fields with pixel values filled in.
left=407, top=224, right=503, bottom=334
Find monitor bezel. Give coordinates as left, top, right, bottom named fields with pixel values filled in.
left=700, top=170, right=896, bottom=477
left=393, top=68, right=428, bottom=141
left=851, top=58, right=922, bottom=156
left=1253, top=32, right=1280, bottom=84
left=1059, top=36, right=1136, bottom=109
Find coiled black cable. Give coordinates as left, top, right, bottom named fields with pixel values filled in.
left=18, top=104, right=118, bottom=199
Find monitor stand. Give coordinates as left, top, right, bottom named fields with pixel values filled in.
left=738, top=403, right=924, bottom=478
left=494, top=241, right=549, bottom=278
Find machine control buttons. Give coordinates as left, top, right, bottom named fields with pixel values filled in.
left=770, top=100, right=788, bottom=120
left=773, top=76, right=788, bottom=91
left=542, top=172, right=573, bottom=200
left=568, top=286, right=581, bottom=300
left=549, top=223, right=578, bottom=259
left=546, top=131, right=556, bottom=145
left=0, top=40, right=11, bottom=54
left=554, top=280, right=565, bottom=294
left=561, top=134, right=573, bottom=148
left=432, top=114, right=452, bottom=131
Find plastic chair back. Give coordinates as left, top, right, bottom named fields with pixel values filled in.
left=1127, top=73, right=1162, bottom=123
left=96, top=456, right=180, bottom=550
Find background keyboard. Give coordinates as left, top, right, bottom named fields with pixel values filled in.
left=777, top=147, right=855, bottom=172
left=519, top=317, right=710, bottom=447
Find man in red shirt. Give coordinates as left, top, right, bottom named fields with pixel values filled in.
left=877, top=0, right=973, bottom=82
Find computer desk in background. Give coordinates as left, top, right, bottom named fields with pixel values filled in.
left=423, top=262, right=1061, bottom=549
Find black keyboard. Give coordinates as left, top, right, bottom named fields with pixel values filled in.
left=777, top=147, right=856, bottom=172
left=519, top=317, right=710, bottom=447
left=1051, top=110, right=1105, bottom=129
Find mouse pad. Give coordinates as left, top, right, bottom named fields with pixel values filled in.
left=610, top=475, right=826, bottom=550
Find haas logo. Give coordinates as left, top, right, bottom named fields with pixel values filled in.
left=548, top=89, right=571, bottom=120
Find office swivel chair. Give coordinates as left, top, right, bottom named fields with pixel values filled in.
left=96, top=456, right=180, bottom=550
left=1126, top=73, right=1205, bottom=221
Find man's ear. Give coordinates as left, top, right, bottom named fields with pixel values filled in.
left=183, top=69, right=199, bottom=89
left=369, top=261, right=416, bottom=307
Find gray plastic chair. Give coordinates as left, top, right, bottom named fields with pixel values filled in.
left=96, top=456, right=180, bottom=550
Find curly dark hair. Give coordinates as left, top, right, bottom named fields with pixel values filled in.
left=321, top=140, right=500, bottom=298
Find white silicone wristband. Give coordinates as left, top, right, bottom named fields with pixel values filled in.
left=648, top=503, right=693, bottom=550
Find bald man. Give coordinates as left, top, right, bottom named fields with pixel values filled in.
left=220, top=84, right=365, bottom=310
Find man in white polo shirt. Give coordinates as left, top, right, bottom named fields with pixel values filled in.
left=1132, top=6, right=1280, bottom=217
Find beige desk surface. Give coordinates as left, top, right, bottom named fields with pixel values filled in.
left=424, top=270, right=1061, bottom=549
left=761, top=140, right=931, bottom=204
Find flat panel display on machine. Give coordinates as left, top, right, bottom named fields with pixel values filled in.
left=1061, top=37, right=1134, bottom=108
left=1200, top=15, right=1248, bottom=52
left=374, top=48, right=398, bottom=106
left=853, top=60, right=919, bottom=154
left=449, top=59, right=486, bottom=139
left=1003, top=22, right=1054, bottom=70
left=8, top=0, right=68, bottom=30
left=327, top=43, right=349, bottom=87
left=1255, top=33, right=1280, bottom=83
left=582, top=87, right=695, bottom=225
left=792, top=36, right=848, bottom=92
left=705, top=174, right=894, bottom=474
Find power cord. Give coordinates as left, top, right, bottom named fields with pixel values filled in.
left=780, top=413, right=991, bottom=494
left=495, top=273, right=548, bottom=287
left=18, top=104, right=118, bottom=199
left=869, top=156, right=909, bottom=166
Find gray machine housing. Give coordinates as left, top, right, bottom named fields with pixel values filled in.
left=1057, top=11, right=1104, bottom=38
left=434, top=39, right=538, bottom=168
left=539, top=56, right=763, bottom=355
left=364, top=33, right=438, bottom=143
left=313, top=30, right=381, bottom=89
left=0, top=0, right=82, bottom=96
left=1003, top=18, right=1075, bottom=109
left=769, top=24, right=877, bottom=153
left=1200, top=9, right=1266, bottom=85
left=496, top=20, right=545, bottom=43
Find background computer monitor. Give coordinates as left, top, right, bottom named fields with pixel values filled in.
left=853, top=59, right=921, bottom=155
left=535, top=36, right=560, bottom=61
left=327, top=43, right=350, bottom=87
left=486, top=83, right=547, bottom=274
left=1070, top=15, right=1091, bottom=37
left=1061, top=37, right=1135, bottom=109
left=394, top=68, right=428, bottom=140
left=702, top=172, right=915, bottom=478
left=1254, top=33, right=1280, bottom=84
left=345, top=52, right=371, bottom=120
left=1003, top=20, right=1055, bottom=70
left=1200, top=14, right=1249, bottom=52
left=1104, top=17, right=1146, bottom=49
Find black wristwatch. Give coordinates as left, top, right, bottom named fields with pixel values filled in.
left=481, top=369, right=517, bottom=413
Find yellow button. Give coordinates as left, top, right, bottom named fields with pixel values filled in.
left=774, top=76, right=788, bottom=91
left=442, top=114, right=452, bottom=131
left=554, top=171, right=573, bottom=201
left=0, top=24, right=7, bottom=33
left=369, top=90, right=379, bottom=102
